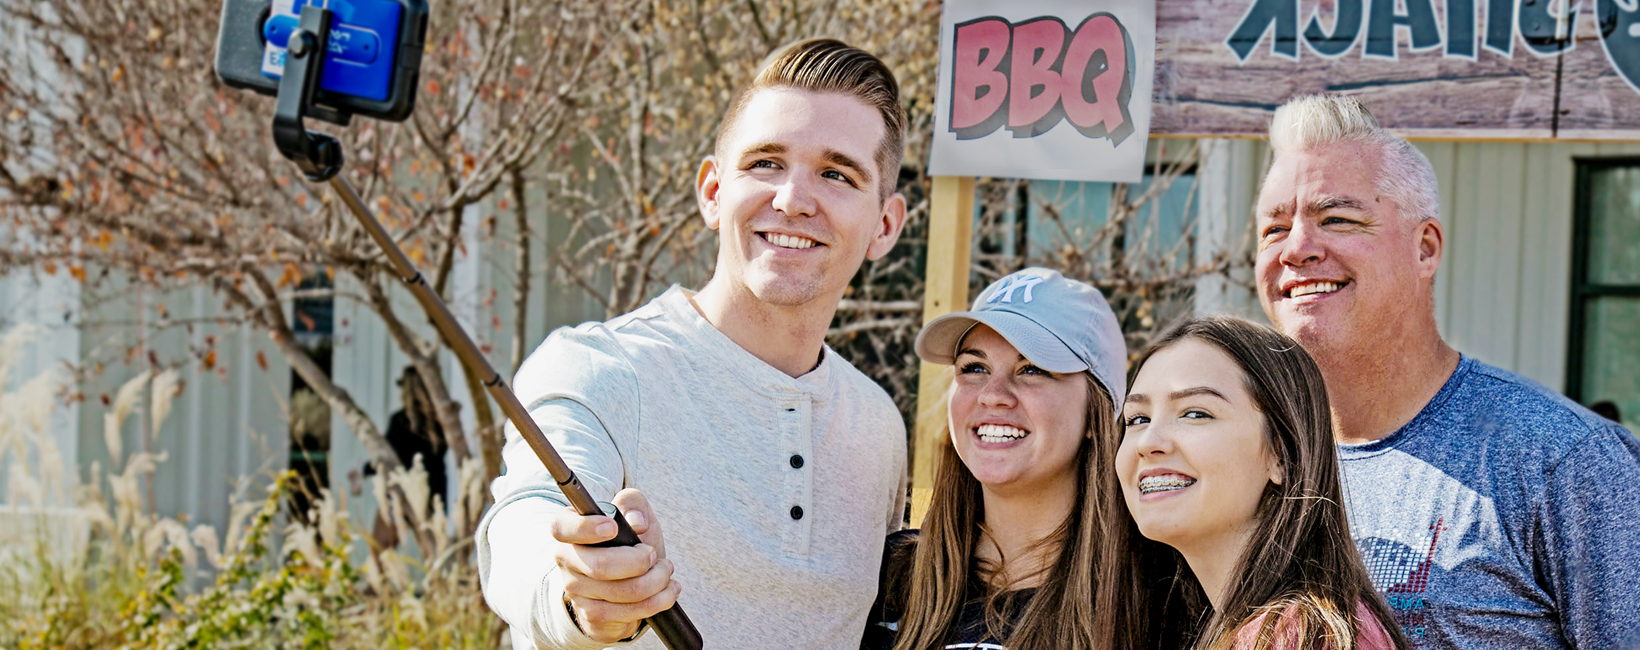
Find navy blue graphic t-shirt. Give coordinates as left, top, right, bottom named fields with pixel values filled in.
left=1338, top=356, right=1640, bottom=649
left=861, top=530, right=1034, bottom=650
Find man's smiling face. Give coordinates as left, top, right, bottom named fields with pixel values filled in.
left=1254, top=142, right=1439, bottom=354
left=697, top=87, right=905, bottom=309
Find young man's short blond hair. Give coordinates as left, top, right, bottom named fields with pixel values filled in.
left=715, top=38, right=907, bottom=199
left=1268, top=95, right=1439, bottom=224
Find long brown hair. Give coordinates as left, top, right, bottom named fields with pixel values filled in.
left=1093, top=315, right=1409, bottom=650
left=888, top=370, right=1118, bottom=650
left=397, top=365, right=444, bottom=449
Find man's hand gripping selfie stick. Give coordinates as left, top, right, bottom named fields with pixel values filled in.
left=264, top=5, right=703, bottom=648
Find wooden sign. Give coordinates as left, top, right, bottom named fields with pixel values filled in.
left=930, top=0, right=1157, bottom=182
left=1154, top=0, right=1640, bottom=140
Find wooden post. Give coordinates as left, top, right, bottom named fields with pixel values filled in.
left=911, top=176, right=974, bottom=525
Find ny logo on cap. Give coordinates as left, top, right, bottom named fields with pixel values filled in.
left=986, top=272, right=1048, bottom=304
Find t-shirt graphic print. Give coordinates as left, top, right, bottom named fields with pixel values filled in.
left=1356, top=517, right=1446, bottom=645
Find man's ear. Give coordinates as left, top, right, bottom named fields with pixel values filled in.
left=865, top=191, right=908, bottom=261
left=1415, top=218, right=1444, bottom=280
left=696, top=156, right=722, bottom=230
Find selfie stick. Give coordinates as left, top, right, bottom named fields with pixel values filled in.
left=266, top=5, right=702, bottom=648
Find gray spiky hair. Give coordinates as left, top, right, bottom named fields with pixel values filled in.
left=1268, top=95, right=1440, bottom=223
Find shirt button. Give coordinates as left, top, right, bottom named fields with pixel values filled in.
left=789, top=454, right=804, bottom=468
left=790, top=506, right=804, bottom=520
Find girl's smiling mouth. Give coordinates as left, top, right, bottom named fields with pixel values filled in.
left=1137, top=472, right=1197, bottom=495
left=975, top=424, right=1029, bottom=444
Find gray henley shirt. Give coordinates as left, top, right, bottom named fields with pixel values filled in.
left=477, top=286, right=908, bottom=650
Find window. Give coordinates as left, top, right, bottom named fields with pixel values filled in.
left=288, top=272, right=334, bottom=522
left=1567, top=158, right=1640, bottom=432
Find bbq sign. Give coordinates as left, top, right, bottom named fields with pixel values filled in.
left=930, top=0, right=1156, bottom=183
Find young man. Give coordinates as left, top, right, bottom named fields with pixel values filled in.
left=476, top=39, right=910, bottom=649
left=1254, top=94, right=1640, bottom=649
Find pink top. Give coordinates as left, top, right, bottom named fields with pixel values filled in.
left=1231, top=600, right=1395, bottom=650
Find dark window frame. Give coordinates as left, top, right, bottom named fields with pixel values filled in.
left=1564, top=156, right=1640, bottom=402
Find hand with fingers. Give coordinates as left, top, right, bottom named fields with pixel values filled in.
left=548, top=488, right=683, bottom=644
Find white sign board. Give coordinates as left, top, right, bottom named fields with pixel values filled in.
left=929, top=0, right=1156, bottom=183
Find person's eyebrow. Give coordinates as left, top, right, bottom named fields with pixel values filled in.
left=824, top=149, right=873, bottom=184
left=1169, top=386, right=1231, bottom=403
left=739, top=142, right=786, bottom=158
left=1261, top=201, right=1294, bottom=221
left=1125, top=393, right=1149, bottom=405
left=1305, top=195, right=1368, bottom=214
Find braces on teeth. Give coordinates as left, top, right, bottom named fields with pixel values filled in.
left=1138, top=476, right=1197, bottom=494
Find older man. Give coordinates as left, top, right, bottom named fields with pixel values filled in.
left=1254, top=95, right=1640, bottom=649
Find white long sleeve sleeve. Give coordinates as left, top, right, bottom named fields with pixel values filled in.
left=477, top=396, right=633, bottom=650
left=476, top=287, right=908, bottom=650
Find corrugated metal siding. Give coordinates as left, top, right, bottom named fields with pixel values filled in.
left=6, top=185, right=630, bottom=544
left=1195, top=138, right=1270, bottom=321
left=69, top=280, right=291, bottom=533
left=19, top=138, right=1634, bottom=538
left=1427, top=141, right=1640, bottom=391
left=0, top=269, right=82, bottom=504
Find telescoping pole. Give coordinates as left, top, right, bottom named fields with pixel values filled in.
left=261, top=4, right=703, bottom=647
left=329, top=176, right=704, bottom=649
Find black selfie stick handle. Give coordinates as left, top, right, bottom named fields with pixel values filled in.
left=269, top=5, right=702, bottom=648
left=590, top=506, right=700, bottom=645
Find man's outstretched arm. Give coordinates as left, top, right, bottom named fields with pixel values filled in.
left=480, top=398, right=680, bottom=649
left=478, top=327, right=672, bottom=649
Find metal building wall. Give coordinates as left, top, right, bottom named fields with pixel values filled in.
left=0, top=0, right=292, bottom=540
left=19, top=138, right=1639, bottom=540
left=0, top=268, right=82, bottom=504
left=69, top=280, right=292, bottom=534
left=1422, top=141, right=1640, bottom=392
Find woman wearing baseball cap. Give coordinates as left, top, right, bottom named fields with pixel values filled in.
left=861, top=268, right=1127, bottom=650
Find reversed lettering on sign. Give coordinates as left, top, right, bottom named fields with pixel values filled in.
left=1602, top=0, right=1640, bottom=92
left=1225, top=0, right=1587, bottom=62
left=1151, top=0, right=1640, bottom=137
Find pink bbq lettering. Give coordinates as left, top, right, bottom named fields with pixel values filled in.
left=949, top=14, right=1137, bottom=145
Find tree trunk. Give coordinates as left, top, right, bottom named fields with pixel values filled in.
left=510, top=168, right=532, bottom=375
left=425, top=196, right=505, bottom=487
left=456, top=360, right=503, bottom=488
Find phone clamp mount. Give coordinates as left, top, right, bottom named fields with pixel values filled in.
left=249, top=4, right=703, bottom=648
left=272, top=4, right=346, bottom=182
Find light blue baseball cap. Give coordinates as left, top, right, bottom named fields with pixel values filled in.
left=915, top=268, right=1128, bottom=409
